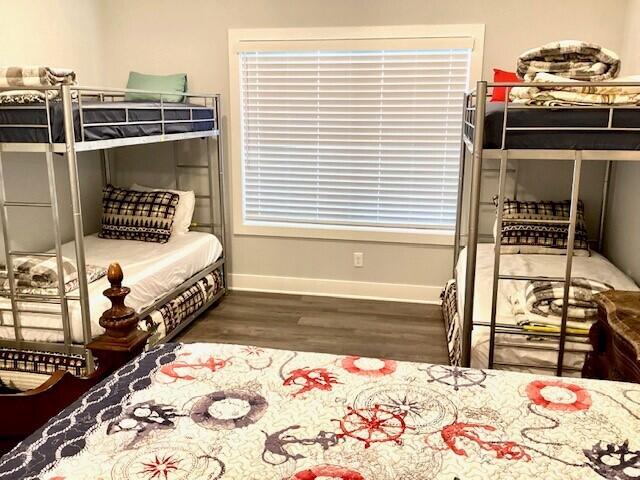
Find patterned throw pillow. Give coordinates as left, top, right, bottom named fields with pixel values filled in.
left=494, top=197, right=590, bottom=256
left=100, top=185, right=179, bottom=243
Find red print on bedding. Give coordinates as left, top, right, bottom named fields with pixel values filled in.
left=283, top=368, right=340, bottom=397
left=341, top=356, right=397, bottom=377
left=291, top=464, right=366, bottom=480
left=526, top=380, right=592, bottom=412
left=158, top=353, right=229, bottom=382
left=440, top=422, right=531, bottom=461
left=337, top=405, right=411, bottom=448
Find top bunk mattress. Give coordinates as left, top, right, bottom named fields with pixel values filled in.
left=0, top=100, right=216, bottom=143
left=483, top=102, right=640, bottom=150
left=0, top=231, right=223, bottom=344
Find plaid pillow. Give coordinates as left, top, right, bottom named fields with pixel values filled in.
left=100, top=185, right=179, bottom=244
left=494, top=197, right=590, bottom=255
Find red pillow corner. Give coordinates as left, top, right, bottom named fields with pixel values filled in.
left=491, top=69, right=521, bottom=102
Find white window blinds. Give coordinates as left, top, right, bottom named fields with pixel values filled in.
left=240, top=47, right=471, bottom=230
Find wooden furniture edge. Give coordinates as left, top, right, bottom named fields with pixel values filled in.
left=0, top=262, right=150, bottom=455
left=583, top=290, right=640, bottom=382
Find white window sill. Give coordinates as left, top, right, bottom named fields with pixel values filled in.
left=234, top=221, right=455, bottom=246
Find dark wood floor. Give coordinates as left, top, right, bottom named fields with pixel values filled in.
left=176, top=291, right=448, bottom=364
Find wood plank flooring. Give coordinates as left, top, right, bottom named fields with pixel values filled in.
left=176, top=291, right=448, bottom=364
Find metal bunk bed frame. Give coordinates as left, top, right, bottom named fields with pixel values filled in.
left=455, top=79, right=640, bottom=376
left=0, top=84, right=227, bottom=373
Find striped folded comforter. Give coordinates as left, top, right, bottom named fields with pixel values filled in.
left=0, top=255, right=105, bottom=295
left=0, top=66, right=76, bottom=104
left=525, top=277, right=613, bottom=320
left=516, top=40, right=620, bottom=82
left=510, top=72, right=640, bottom=106
left=509, top=277, right=613, bottom=336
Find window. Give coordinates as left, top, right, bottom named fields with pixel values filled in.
left=230, top=26, right=484, bottom=244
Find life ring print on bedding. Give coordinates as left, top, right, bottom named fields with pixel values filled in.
left=526, top=380, right=592, bottom=412
left=290, top=464, right=366, bottom=480
left=190, top=388, right=268, bottom=430
left=341, top=356, right=397, bottom=377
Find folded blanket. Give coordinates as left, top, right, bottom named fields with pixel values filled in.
left=524, top=276, right=613, bottom=319
left=0, top=66, right=76, bottom=104
left=516, top=40, right=620, bottom=82
left=511, top=289, right=595, bottom=331
left=510, top=72, right=640, bottom=106
left=0, top=255, right=105, bottom=295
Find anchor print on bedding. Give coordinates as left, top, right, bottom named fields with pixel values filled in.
left=2, top=342, right=640, bottom=480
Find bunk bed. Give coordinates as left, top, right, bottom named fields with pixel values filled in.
left=445, top=80, right=640, bottom=377
left=0, top=84, right=227, bottom=386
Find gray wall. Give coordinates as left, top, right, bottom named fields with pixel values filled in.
left=1, top=0, right=634, bottom=298
left=99, top=0, right=628, bottom=300
left=0, top=0, right=106, bottom=261
left=602, top=0, right=640, bottom=284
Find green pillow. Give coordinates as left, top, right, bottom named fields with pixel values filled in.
left=124, top=71, right=187, bottom=103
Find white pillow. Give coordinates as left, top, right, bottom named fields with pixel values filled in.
left=130, top=183, right=195, bottom=236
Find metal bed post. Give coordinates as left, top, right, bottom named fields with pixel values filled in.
left=556, top=151, right=582, bottom=376
left=598, top=160, right=612, bottom=251
left=213, top=95, right=228, bottom=290
left=0, top=154, right=22, bottom=342
left=488, top=151, right=508, bottom=368
left=61, top=85, right=94, bottom=373
left=453, top=93, right=468, bottom=273
left=461, top=80, right=487, bottom=368
left=45, top=151, right=72, bottom=349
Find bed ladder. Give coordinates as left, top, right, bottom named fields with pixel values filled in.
left=0, top=150, right=73, bottom=349
left=488, top=151, right=583, bottom=377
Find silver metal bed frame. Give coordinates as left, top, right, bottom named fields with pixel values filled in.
left=0, top=85, right=227, bottom=373
left=455, top=79, right=640, bottom=376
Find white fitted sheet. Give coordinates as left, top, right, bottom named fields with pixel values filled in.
left=0, top=232, right=222, bottom=343
left=456, top=244, right=638, bottom=374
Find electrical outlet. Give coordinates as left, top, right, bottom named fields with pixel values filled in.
left=353, top=252, right=364, bottom=268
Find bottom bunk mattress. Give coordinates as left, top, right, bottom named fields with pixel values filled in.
left=450, top=244, right=638, bottom=374
left=2, top=342, right=640, bottom=479
left=0, top=231, right=223, bottom=344
left=0, top=267, right=223, bottom=391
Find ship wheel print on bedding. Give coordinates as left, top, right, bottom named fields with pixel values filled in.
left=337, top=404, right=413, bottom=448
left=190, top=389, right=268, bottom=430
left=420, top=364, right=488, bottom=391
left=584, top=440, right=640, bottom=480
left=341, top=356, right=397, bottom=377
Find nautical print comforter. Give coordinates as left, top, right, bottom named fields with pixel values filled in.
left=1, top=342, right=639, bottom=479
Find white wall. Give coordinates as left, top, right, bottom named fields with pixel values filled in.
left=0, top=0, right=631, bottom=299
left=0, top=0, right=106, bottom=259
left=98, top=0, right=628, bottom=301
left=602, top=0, right=640, bottom=284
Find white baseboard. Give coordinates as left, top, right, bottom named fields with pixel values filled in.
left=229, top=273, right=442, bottom=304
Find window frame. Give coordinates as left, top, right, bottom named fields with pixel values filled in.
left=228, top=24, right=485, bottom=245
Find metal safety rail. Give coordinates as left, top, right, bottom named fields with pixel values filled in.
left=455, top=79, right=640, bottom=376
left=0, top=85, right=227, bottom=374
